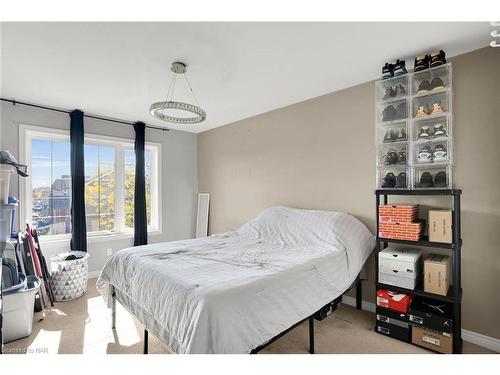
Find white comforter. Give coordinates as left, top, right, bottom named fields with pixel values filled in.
left=97, top=206, right=374, bottom=353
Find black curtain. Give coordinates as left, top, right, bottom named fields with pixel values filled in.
left=133, top=122, right=148, bottom=246
left=70, top=110, right=87, bottom=252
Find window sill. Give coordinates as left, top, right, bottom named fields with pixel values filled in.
left=39, top=229, right=162, bottom=249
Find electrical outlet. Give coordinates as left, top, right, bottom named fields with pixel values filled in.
left=107, top=248, right=113, bottom=256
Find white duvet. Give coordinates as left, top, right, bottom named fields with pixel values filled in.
left=97, top=206, right=374, bottom=353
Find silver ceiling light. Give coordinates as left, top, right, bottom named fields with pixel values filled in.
left=150, top=62, right=206, bottom=124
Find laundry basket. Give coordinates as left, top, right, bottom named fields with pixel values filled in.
left=50, top=251, right=89, bottom=301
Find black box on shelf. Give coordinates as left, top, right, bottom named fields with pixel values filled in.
left=409, top=296, right=453, bottom=333
left=376, top=306, right=411, bottom=342
left=376, top=320, right=411, bottom=342
left=376, top=306, right=410, bottom=323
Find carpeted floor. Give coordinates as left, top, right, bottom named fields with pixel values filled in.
left=4, top=278, right=495, bottom=354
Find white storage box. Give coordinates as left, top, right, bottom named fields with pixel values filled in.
left=379, top=247, right=422, bottom=290
left=0, top=166, right=13, bottom=204
left=379, top=273, right=417, bottom=290
left=2, top=274, right=41, bottom=343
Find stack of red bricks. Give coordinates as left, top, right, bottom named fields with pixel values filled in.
left=378, top=204, right=423, bottom=241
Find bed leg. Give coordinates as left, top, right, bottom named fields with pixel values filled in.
left=111, top=286, right=116, bottom=329
left=143, top=329, right=149, bottom=354
left=308, top=317, right=315, bottom=354
left=356, top=280, right=362, bottom=310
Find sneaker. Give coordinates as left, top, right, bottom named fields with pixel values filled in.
left=431, top=101, right=444, bottom=115
left=381, top=172, right=396, bottom=188
left=398, top=149, right=407, bottom=164
left=395, top=83, right=406, bottom=97
left=395, top=172, right=407, bottom=188
left=415, top=104, right=430, bottom=117
left=383, top=86, right=396, bottom=100
left=417, top=80, right=431, bottom=94
left=414, top=55, right=430, bottom=72
left=430, top=50, right=446, bottom=67
left=418, top=126, right=431, bottom=140
left=397, top=127, right=407, bottom=141
left=417, top=171, right=434, bottom=187
left=393, top=59, right=407, bottom=76
left=433, top=144, right=447, bottom=161
left=418, top=145, right=433, bottom=162
left=382, top=63, right=394, bottom=79
left=395, top=102, right=407, bottom=119
left=434, top=171, right=447, bottom=187
left=383, top=128, right=398, bottom=142
left=430, top=77, right=445, bottom=91
left=382, top=105, right=397, bottom=121
left=384, top=148, right=399, bottom=165
left=433, top=123, right=446, bottom=137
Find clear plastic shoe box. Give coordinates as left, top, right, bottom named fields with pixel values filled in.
left=412, top=164, right=453, bottom=189
left=375, top=63, right=453, bottom=190
left=376, top=166, right=409, bottom=190
left=376, top=75, right=409, bottom=102
left=377, top=143, right=408, bottom=167
left=412, top=139, right=452, bottom=165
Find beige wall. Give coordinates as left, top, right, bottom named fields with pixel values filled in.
left=199, top=47, right=500, bottom=338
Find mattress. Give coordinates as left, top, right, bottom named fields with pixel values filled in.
left=96, top=206, right=375, bottom=353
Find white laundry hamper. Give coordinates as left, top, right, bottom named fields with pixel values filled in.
left=50, top=251, right=89, bottom=301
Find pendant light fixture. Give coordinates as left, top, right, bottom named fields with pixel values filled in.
left=150, top=62, right=206, bottom=124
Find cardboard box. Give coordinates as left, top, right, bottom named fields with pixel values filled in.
left=428, top=210, right=452, bottom=243
left=379, top=204, right=419, bottom=223
left=412, top=326, right=453, bottom=354
left=409, top=296, right=453, bottom=333
left=379, top=221, right=424, bottom=241
left=424, top=254, right=451, bottom=296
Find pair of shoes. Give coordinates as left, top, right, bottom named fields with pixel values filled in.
left=383, top=148, right=406, bottom=165
left=418, top=124, right=447, bottom=140
left=382, top=59, right=407, bottom=79
left=384, top=127, right=407, bottom=142
left=382, top=172, right=407, bottom=188
left=382, top=102, right=407, bottom=121
left=416, top=171, right=447, bottom=188
left=417, top=77, right=445, bottom=94
left=414, top=50, right=446, bottom=71
left=417, top=144, right=447, bottom=162
left=383, top=83, right=406, bottom=99
left=415, top=101, right=444, bottom=117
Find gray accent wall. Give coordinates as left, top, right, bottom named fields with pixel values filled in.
left=0, top=102, right=198, bottom=274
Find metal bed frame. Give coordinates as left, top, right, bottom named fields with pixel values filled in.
left=110, top=279, right=363, bottom=354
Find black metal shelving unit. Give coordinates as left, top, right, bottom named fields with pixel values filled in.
left=375, top=188, right=462, bottom=354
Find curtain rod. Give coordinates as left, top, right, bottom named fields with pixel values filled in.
left=0, top=98, right=170, bottom=132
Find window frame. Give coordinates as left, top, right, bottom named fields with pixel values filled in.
left=19, top=124, right=162, bottom=245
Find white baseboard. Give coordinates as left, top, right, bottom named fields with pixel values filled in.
left=341, top=296, right=500, bottom=353
left=87, top=270, right=101, bottom=279
left=461, top=329, right=500, bottom=353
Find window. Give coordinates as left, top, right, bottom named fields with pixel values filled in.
left=124, top=149, right=153, bottom=228
left=21, top=125, right=161, bottom=242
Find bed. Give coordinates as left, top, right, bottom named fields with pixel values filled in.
left=96, top=206, right=375, bottom=354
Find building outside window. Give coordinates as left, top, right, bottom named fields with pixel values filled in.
left=20, top=125, right=161, bottom=243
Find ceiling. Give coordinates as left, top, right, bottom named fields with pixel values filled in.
left=0, top=22, right=492, bottom=133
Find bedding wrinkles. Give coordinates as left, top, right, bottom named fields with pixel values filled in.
left=97, top=206, right=374, bottom=353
